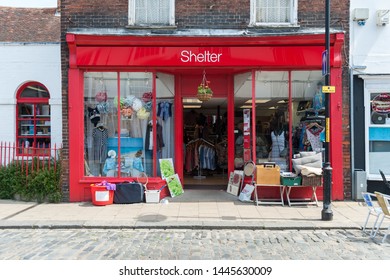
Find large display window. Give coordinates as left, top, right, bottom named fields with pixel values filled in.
left=83, top=71, right=175, bottom=179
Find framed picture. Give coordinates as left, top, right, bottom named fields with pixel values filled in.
left=166, top=174, right=184, bottom=198
left=226, top=170, right=243, bottom=196
left=159, top=158, right=175, bottom=179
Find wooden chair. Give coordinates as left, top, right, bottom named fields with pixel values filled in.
left=379, top=169, right=390, bottom=189
left=361, top=192, right=383, bottom=237
left=374, top=192, right=390, bottom=243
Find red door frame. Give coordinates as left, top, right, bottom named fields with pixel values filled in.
left=66, top=33, right=345, bottom=202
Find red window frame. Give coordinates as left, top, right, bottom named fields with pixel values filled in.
left=16, top=82, right=51, bottom=156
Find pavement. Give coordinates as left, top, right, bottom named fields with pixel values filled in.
left=0, top=189, right=377, bottom=230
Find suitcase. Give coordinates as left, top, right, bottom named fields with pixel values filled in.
left=256, top=163, right=281, bottom=185
left=114, top=181, right=144, bottom=204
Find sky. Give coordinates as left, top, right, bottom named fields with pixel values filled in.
left=0, top=0, right=57, bottom=8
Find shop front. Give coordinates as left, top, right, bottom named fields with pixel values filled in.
left=66, top=31, right=345, bottom=202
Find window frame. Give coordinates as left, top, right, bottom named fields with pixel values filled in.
left=16, top=82, right=51, bottom=156
left=250, top=0, right=298, bottom=27
left=128, top=0, right=175, bottom=27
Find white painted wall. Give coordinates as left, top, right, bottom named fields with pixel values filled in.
left=0, top=0, right=57, bottom=8
left=350, top=0, right=390, bottom=74
left=0, top=43, right=62, bottom=146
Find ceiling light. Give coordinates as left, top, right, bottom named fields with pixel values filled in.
left=245, top=99, right=271, bottom=104
left=183, top=105, right=202, bottom=109
left=240, top=105, right=255, bottom=109
left=183, top=98, right=202, bottom=104
left=268, top=106, right=277, bottom=110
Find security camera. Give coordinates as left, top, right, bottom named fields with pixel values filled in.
left=357, top=20, right=366, bottom=26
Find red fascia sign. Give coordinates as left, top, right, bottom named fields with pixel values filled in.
left=75, top=46, right=326, bottom=68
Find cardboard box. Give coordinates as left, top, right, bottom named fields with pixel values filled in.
left=256, top=163, right=281, bottom=185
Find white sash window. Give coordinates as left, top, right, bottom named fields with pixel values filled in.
left=251, top=0, right=298, bottom=26
left=128, top=0, right=175, bottom=26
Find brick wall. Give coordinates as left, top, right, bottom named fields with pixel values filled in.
left=61, top=0, right=352, bottom=200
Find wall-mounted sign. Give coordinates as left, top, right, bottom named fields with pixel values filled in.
left=372, top=93, right=390, bottom=114
left=322, top=86, right=335, bottom=93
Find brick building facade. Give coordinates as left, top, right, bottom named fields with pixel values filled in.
left=60, top=0, right=351, bottom=202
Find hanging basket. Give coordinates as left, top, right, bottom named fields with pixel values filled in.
left=197, top=91, right=213, bottom=101
left=197, top=70, right=213, bottom=102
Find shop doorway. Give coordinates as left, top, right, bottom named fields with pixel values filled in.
left=183, top=97, right=228, bottom=188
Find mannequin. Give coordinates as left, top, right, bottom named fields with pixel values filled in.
left=92, top=123, right=108, bottom=175
left=268, top=111, right=287, bottom=171
left=103, top=150, right=117, bottom=177
left=312, top=82, right=325, bottom=116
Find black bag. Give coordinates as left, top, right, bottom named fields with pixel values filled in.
left=114, top=181, right=144, bottom=204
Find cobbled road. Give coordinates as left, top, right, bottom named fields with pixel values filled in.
left=0, top=228, right=389, bottom=260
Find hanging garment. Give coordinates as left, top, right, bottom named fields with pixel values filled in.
left=144, top=122, right=165, bottom=151
left=92, top=127, right=108, bottom=163
left=157, top=101, right=172, bottom=121
left=306, top=126, right=324, bottom=151
left=269, top=130, right=287, bottom=171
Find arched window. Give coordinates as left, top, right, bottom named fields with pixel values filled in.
left=16, top=82, right=51, bottom=155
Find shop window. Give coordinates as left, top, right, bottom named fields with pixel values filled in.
left=128, top=0, right=175, bottom=26
left=16, top=82, right=51, bottom=156
left=84, top=72, right=175, bottom=178
left=249, top=71, right=324, bottom=173
left=367, top=92, right=390, bottom=176
left=250, top=0, right=297, bottom=26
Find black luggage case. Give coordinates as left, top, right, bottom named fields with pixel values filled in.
left=114, top=181, right=144, bottom=204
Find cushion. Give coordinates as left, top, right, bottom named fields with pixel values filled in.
left=301, top=166, right=323, bottom=176
left=299, top=151, right=318, bottom=157
left=292, top=152, right=322, bottom=174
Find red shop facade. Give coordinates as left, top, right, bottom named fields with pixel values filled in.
left=66, top=31, right=345, bottom=202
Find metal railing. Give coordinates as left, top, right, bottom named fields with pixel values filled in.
left=0, top=142, right=62, bottom=174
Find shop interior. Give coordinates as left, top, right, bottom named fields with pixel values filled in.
left=182, top=70, right=325, bottom=188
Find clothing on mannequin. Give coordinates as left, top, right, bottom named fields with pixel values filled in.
left=92, top=123, right=108, bottom=164
left=269, top=130, right=287, bottom=171
left=103, top=150, right=117, bottom=176
left=312, top=82, right=325, bottom=116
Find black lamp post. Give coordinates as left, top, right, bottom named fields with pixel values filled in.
left=322, top=0, right=333, bottom=221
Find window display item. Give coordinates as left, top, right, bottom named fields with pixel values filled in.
left=113, top=181, right=145, bottom=204
left=142, top=91, right=152, bottom=102
left=88, top=107, right=101, bottom=127
left=95, top=91, right=107, bottom=103
left=132, top=97, right=143, bottom=112
left=137, top=107, right=150, bottom=119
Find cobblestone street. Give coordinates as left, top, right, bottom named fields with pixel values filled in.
left=0, top=228, right=389, bottom=260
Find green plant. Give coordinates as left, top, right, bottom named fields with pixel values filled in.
left=0, top=155, right=63, bottom=203
left=0, top=163, right=24, bottom=199
left=22, top=168, right=61, bottom=202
